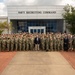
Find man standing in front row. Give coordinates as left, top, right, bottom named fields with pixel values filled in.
left=34, top=35, right=41, bottom=51
left=63, top=35, right=69, bottom=51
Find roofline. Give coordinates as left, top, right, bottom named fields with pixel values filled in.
left=7, top=5, right=65, bottom=7
left=0, top=16, right=8, bottom=18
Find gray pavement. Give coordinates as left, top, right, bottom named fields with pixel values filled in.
left=1, top=52, right=75, bottom=75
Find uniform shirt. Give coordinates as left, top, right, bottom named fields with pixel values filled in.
left=37, top=37, right=38, bottom=41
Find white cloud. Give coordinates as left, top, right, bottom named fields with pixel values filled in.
left=60, top=0, right=75, bottom=6
left=0, top=3, right=7, bottom=16
left=4, top=0, right=75, bottom=6
left=4, top=0, right=37, bottom=5
left=0, top=0, right=75, bottom=16
left=4, top=0, right=62, bottom=5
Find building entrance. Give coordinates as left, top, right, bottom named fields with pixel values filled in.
left=29, top=26, right=46, bottom=34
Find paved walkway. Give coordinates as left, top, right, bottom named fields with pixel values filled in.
left=1, top=52, right=75, bottom=75
left=61, top=52, right=75, bottom=69
left=0, top=52, right=16, bottom=74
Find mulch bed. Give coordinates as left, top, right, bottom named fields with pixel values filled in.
left=60, top=51, right=75, bottom=69
left=0, top=52, right=16, bottom=73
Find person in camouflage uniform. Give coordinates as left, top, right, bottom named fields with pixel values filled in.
left=28, top=36, right=32, bottom=50
left=53, top=34, right=57, bottom=51
left=41, top=35, right=45, bottom=51
left=29, top=35, right=34, bottom=50
left=45, top=35, right=49, bottom=51
left=49, top=34, right=53, bottom=51
left=15, top=36, right=19, bottom=51
left=60, top=33, right=64, bottom=51
left=1, top=32, right=75, bottom=52
left=22, top=36, right=26, bottom=51
left=25, top=36, right=29, bottom=51
left=11, top=36, right=15, bottom=51
left=18, top=37, right=23, bottom=51
left=7, top=38, right=11, bottom=51
left=56, top=33, right=61, bottom=51
left=2, top=38, right=6, bottom=51
left=68, top=34, right=73, bottom=51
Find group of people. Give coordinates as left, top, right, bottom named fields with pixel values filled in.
left=0, top=32, right=75, bottom=52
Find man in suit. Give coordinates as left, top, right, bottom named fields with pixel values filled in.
left=34, top=35, right=41, bottom=51
left=63, top=35, right=69, bottom=51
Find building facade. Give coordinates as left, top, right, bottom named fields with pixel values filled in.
left=7, top=5, right=65, bottom=34
left=0, top=16, right=7, bottom=22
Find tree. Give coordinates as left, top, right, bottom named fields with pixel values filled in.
left=0, top=21, right=13, bottom=34
left=2, top=21, right=13, bottom=34
left=0, top=22, right=4, bottom=34
left=63, top=4, right=75, bottom=34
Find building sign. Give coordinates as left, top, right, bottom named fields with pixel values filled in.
left=18, top=11, right=56, bottom=14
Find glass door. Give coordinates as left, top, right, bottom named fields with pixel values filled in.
left=29, top=26, right=46, bottom=34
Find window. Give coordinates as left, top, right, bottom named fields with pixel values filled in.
left=17, top=20, right=57, bottom=33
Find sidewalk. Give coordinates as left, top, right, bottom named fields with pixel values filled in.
left=61, top=52, right=75, bottom=69
left=0, top=52, right=16, bottom=74
left=1, top=52, right=75, bottom=75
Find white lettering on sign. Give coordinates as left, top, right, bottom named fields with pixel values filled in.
left=18, top=11, right=56, bottom=14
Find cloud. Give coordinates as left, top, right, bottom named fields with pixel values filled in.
left=0, top=0, right=75, bottom=16
left=4, top=0, right=37, bottom=5
left=4, top=0, right=75, bottom=6
left=4, top=0, right=63, bottom=5
left=60, top=0, right=75, bottom=6
left=0, top=3, right=7, bottom=16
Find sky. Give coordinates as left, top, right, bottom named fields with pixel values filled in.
left=0, top=0, right=75, bottom=16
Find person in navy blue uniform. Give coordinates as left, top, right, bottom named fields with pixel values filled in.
left=63, top=35, right=69, bottom=51
left=34, top=35, right=41, bottom=51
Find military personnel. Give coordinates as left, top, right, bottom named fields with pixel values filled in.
left=56, top=33, right=61, bottom=51
left=63, top=34, right=69, bottom=51
left=30, top=35, right=34, bottom=50
left=2, top=38, right=6, bottom=51
left=11, top=37, right=15, bottom=51
left=25, top=36, right=29, bottom=50
left=53, top=34, right=57, bottom=51
left=7, top=38, right=11, bottom=51
left=28, top=36, right=32, bottom=50
left=45, top=35, right=49, bottom=51
left=18, top=37, right=22, bottom=51
left=22, top=36, right=26, bottom=51
left=68, top=34, right=73, bottom=51
left=60, top=34, right=64, bottom=51
left=41, top=35, right=45, bottom=51
left=15, top=36, right=19, bottom=51
left=49, top=34, right=53, bottom=51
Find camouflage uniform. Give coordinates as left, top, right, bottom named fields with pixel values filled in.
left=53, top=35, right=57, bottom=51
left=41, top=36, right=45, bottom=51
left=15, top=37, right=19, bottom=51
left=28, top=37, right=33, bottom=50
left=60, top=34, right=64, bottom=50
left=45, top=36, right=49, bottom=51
left=2, top=38, right=6, bottom=51
left=56, top=34, right=61, bottom=51
left=49, top=36, right=53, bottom=51
left=30, top=37, right=34, bottom=50
left=11, top=37, right=15, bottom=51
left=18, top=38, right=22, bottom=51
left=22, top=36, right=26, bottom=51
left=69, top=35, right=73, bottom=51
left=25, top=37, right=29, bottom=50
left=7, top=38, right=11, bottom=51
